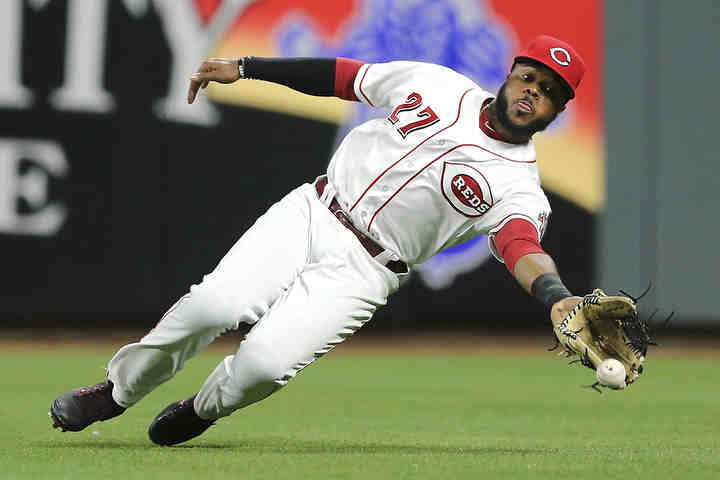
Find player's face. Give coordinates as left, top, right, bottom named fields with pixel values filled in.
left=496, top=64, right=567, bottom=136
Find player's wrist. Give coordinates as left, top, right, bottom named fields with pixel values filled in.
left=235, top=56, right=251, bottom=79
left=230, top=57, right=337, bottom=96
left=531, top=273, right=573, bottom=312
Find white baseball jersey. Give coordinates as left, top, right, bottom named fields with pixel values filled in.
left=327, top=61, right=552, bottom=267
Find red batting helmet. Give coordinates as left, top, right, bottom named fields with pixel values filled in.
left=513, top=35, right=586, bottom=99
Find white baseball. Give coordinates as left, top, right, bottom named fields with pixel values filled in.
left=596, top=359, right=626, bottom=389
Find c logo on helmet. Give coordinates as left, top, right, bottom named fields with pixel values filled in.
left=549, top=47, right=571, bottom=66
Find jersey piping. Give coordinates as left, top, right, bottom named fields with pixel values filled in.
left=350, top=87, right=474, bottom=213
left=461, top=143, right=537, bottom=164
left=357, top=65, right=375, bottom=107
left=368, top=142, right=539, bottom=231
left=368, top=142, right=512, bottom=229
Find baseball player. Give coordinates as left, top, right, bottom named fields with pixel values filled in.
left=50, top=35, right=587, bottom=445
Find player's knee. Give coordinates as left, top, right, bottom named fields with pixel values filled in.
left=222, top=339, right=289, bottom=409
left=233, top=339, right=289, bottom=384
left=184, top=283, right=241, bottom=330
left=138, top=349, right=176, bottom=379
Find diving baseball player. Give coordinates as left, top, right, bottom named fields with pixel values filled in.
left=50, top=35, right=588, bottom=445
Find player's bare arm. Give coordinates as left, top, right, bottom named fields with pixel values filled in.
left=492, top=217, right=581, bottom=320
left=513, top=253, right=582, bottom=321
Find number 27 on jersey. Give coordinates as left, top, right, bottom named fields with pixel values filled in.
left=387, top=92, right=440, bottom=139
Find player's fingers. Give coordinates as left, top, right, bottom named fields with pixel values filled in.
left=190, top=70, right=213, bottom=82
left=188, top=79, right=202, bottom=104
left=188, top=59, right=237, bottom=102
left=188, top=74, right=211, bottom=104
left=191, top=68, right=225, bottom=84
left=188, top=64, right=219, bottom=102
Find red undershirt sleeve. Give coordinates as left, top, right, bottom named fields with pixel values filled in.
left=494, top=218, right=546, bottom=273
left=334, top=57, right=365, bottom=101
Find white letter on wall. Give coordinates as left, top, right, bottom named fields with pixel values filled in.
left=153, top=0, right=254, bottom=125
left=50, top=0, right=115, bottom=113
left=0, top=0, right=34, bottom=108
left=0, top=139, right=69, bottom=236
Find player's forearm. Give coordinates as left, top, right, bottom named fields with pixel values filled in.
left=493, top=218, right=576, bottom=315
left=240, top=57, right=364, bottom=100
left=512, top=253, right=559, bottom=294
left=513, top=253, right=579, bottom=317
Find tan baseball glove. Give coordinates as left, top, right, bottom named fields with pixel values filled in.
left=550, top=289, right=656, bottom=390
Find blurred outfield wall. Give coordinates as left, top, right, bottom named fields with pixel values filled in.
left=6, top=0, right=694, bottom=328
left=599, top=0, right=720, bottom=325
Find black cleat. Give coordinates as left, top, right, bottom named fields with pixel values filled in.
left=148, top=395, right=215, bottom=446
left=50, top=380, right=126, bottom=432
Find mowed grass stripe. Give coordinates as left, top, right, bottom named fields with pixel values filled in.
left=0, top=349, right=717, bottom=479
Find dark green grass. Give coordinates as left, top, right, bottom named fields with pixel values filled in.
left=1, top=346, right=718, bottom=479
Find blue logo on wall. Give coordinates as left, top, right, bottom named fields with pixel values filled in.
left=277, top=0, right=513, bottom=289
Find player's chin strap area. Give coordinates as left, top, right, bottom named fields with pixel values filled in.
left=314, top=175, right=408, bottom=275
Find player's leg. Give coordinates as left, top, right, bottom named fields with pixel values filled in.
left=148, top=194, right=401, bottom=445
left=199, top=262, right=395, bottom=418
left=50, top=184, right=315, bottom=432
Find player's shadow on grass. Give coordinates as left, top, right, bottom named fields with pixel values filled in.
left=40, top=437, right=553, bottom=456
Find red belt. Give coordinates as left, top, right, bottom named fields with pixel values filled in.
left=315, top=175, right=407, bottom=274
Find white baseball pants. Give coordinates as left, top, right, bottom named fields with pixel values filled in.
left=106, top=182, right=400, bottom=419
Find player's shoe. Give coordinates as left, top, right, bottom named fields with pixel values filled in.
left=148, top=394, right=216, bottom=446
left=49, top=380, right=126, bottom=432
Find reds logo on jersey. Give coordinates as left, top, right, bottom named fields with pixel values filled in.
left=441, top=162, right=493, bottom=217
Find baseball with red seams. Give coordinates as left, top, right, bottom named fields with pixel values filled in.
left=596, top=359, right=626, bottom=389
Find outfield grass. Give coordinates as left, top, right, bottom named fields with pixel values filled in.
left=0, top=344, right=718, bottom=479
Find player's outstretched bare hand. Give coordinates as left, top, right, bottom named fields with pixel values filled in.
left=188, top=58, right=240, bottom=104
